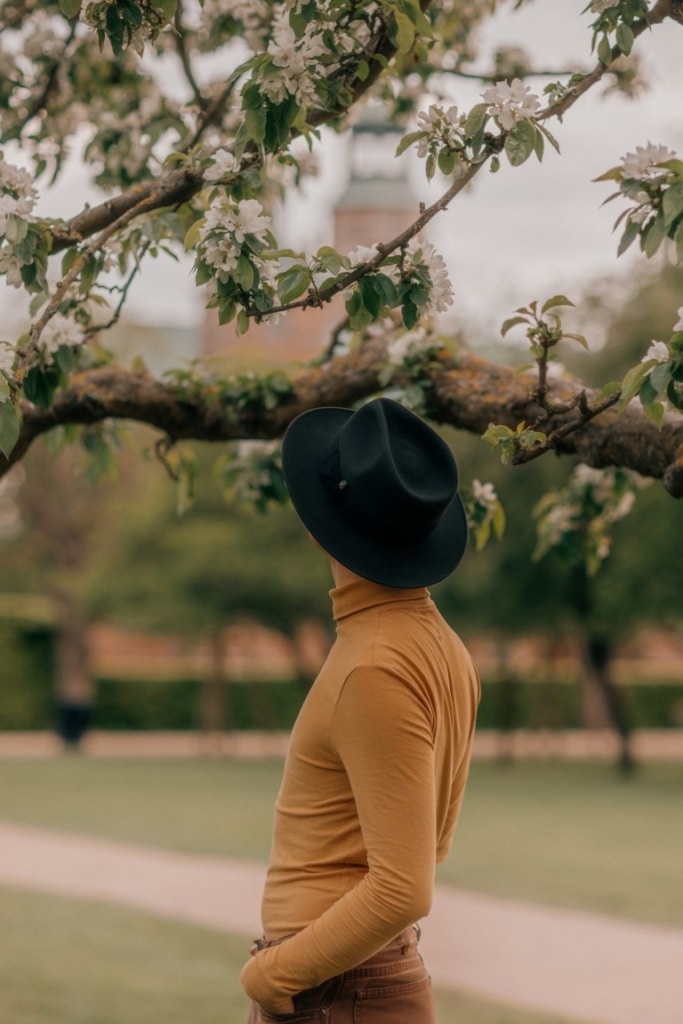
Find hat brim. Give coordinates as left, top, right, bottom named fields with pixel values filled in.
left=281, top=407, right=468, bottom=588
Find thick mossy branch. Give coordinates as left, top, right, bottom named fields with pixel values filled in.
left=3, top=344, right=682, bottom=496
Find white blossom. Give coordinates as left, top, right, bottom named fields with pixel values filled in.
left=415, top=104, right=465, bottom=158
left=0, top=157, right=37, bottom=201
left=204, top=149, right=238, bottom=182
left=627, top=189, right=654, bottom=225
left=673, top=307, right=683, bottom=331
left=40, top=314, right=85, bottom=357
left=202, top=237, right=239, bottom=278
left=472, top=479, right=498, bottom=507
left=0, top=341, right=16, bottom=375
left=262, top=16, right=327, bottom=106
left=574, top=464, right=607, bottom=488
left=641, top=339, right=669, bottom=363
left=200, top=197, right=271, bottom=245
left=481, top=78, right=540, bottom=131
left=415, top=241, right=454, bottom=312
left=612, top=492, right=636, bottom=519
left=386, top=327, right=431, bottom=365
left=0, top=250, right=24, bottom=288
left=621, top=142, right=676, bottom=179
left=347, top=244, right=379, bottom=265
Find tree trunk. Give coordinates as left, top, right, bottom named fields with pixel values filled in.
left=571, top=565, right=635, bottom=775
left=53, top=594, right=93, bottom=749
left=200, top=631, right=229, bottom=755
left=580, top=634, right=635, bottom=775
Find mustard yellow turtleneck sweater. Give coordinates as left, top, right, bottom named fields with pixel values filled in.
left=240, top=577, right=480, bottom=1007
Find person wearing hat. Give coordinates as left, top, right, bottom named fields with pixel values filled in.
left=241, top=397, right=480, bottom=1023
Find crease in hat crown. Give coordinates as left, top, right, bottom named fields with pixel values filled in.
left=281, top=397, right=468, bottom=588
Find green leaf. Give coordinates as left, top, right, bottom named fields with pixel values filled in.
left=374, top=273, right=399, bottom=308
left=155, top=0, right=178, bottom=20
left=541, top=294, right=574, bottom=314
left=641, top=209, right=667, bottom=258
left=277, top=266, right=311, bottom=305
left=675, top=221, right=683, bottom=264
left=392, top=10, right=415, bottom=54
left=58, top=0, right=81, bottom=17
left=60, top=250, right=79, bottom=279
left=235, top=310, right=250, bottom=336
left=464, top=103, right=489, bottom=140
left=105, top=4, right=124, bottom=56
left=245, top=105, right=266, bottom=145
left=396, top=130, right=428, bottom=157
left=649, top=362, right=671, bottom=395
left=668, top=378, right=683, bottom=409
left=23, top=365, right=61, bottom=409
left=402, top=300, right=419, bottom=329
left=398, top=0, right=433, bottom=36
left=597, top=379, right=622, bottom=401
left=492, top=500, right=506, bottom=539
left=183, top=218, right=204, bottom=251
left=537, top=121, right=561, bottom=155
left=236, top=253, right=255, bottom=291
left=425, top=153, right=436, bottom=181
left=593, top=165, right=623, bottom=183
left=618, top=362, right=650, bottom=412
left=360, top=276, right=382, bottom=318
left=660, top=159, right=683, bottom=177
left=562, top=333, right=589, bottom=350
left=53, top=344, right=75, bottom=375
left=356, top=60, right=370, bottom=82
left=533, top=127, right=544, bottom=163
left=0, top=402, right=20, bottom=458
left=504, top=120, right=537, bottom=168
left=597, top=33, right=613, bottom=66
left=662, top=182, right=683, bottom=229
left=438, top=149, right=458, bottom=176
left=641, top=400, right=666, bottom=427
left=615, top=22, right=634, bottom=55
left=315, top=247, right=347, bottom=275
left=217, top=299, right=236, bottom=325
left=501, top=315, right=529, bottom=337
left=617, top=218, right=640, bottom=257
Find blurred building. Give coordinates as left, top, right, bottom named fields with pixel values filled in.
left=202, top=112, right=417, bottom=368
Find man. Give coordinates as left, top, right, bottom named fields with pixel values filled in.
left=240, top=397, right=480, bottom=1022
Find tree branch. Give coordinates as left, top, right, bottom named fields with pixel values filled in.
left=3, top=347, right=682, bottom=496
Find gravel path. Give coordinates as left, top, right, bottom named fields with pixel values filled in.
left=1, top=821, right=682, bottom=1024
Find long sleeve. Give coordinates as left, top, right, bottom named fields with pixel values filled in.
left=241, top=665, right=437, bottom=1005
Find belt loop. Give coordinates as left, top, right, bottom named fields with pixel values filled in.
left=413, top=922, right=422, bottom=942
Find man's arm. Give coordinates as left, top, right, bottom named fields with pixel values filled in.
left=240, top=665, right=436, bottom=1007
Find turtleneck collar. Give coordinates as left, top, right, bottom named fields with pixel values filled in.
left=330, top=576, right=430, bottom=623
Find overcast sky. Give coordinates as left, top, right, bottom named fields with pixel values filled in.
left=2, top=0, right=682, bottom=339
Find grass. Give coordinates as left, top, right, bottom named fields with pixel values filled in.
left=0, top=756, right=681, bottom=927
left=0, top=886, right=580, bottom=1024
left=439, top=760, right=683, bottom=928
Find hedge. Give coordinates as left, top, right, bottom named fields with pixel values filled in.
left=0, top=617, right=681, bottom=732
left=0, top=622, right=54, bottom=730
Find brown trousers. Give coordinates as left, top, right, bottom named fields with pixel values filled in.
left=247, top=926, right=435, bottom=1024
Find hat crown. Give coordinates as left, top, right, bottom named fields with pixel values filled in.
left=332, top=399, right=458, bottom=547
left=281, top=397, right=468, bottom=587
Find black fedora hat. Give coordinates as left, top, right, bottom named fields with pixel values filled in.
left=281, top=397, right=468, bottom=588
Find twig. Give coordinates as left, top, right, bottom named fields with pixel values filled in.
left=512, top=389, right=623, bottom=464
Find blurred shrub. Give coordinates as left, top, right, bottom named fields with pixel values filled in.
left=0, top=622, right=54, bottom=730
left=2, top=660, right=682, bottom=732
left=92, top=677, right=305, bottom=731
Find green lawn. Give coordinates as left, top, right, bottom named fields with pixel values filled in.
left=0, top=756, right=681, bottom=927
left=0, top=887, right=579, bottom=1024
